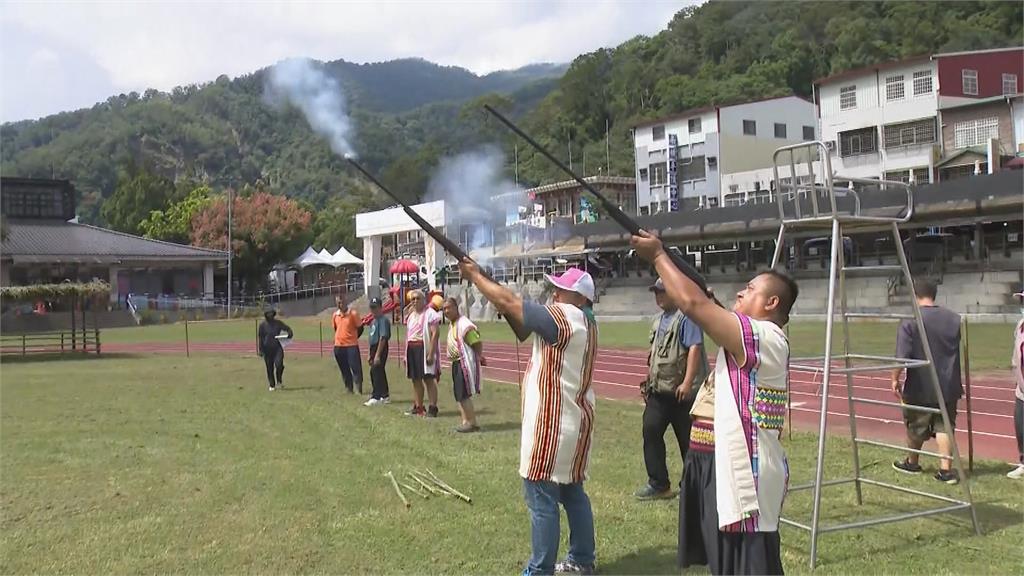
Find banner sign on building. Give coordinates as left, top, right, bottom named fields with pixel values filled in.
left=668, top=133, right=679, bottom=211
left=578, top=196, right=597, bottom=223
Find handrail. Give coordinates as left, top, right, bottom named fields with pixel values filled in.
left=771, top=140, right=913, bottom=224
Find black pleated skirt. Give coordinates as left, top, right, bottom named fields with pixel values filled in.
left=678, top=420, right=784, bottom=575
left=678, top=447, right=720, bottom=572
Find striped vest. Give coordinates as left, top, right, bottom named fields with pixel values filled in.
left=519, top=303, right=598, bottom=484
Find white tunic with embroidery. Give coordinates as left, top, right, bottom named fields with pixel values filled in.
left=519, top=303, right=598, bottom=484
left=714, top=312, right=790, bottom=532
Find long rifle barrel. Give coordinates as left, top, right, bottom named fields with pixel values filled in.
left=483, top=105, right=718, bottom=302
left=347, top=158, right=466, bottom=258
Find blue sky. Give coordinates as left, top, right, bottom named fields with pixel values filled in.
left=1, top=1, right=693, bottom=122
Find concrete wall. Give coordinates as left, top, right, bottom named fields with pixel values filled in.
left=593, top=269, right=1022, bottom=320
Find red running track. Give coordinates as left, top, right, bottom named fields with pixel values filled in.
left=106, top=339, right=1019, bottom=463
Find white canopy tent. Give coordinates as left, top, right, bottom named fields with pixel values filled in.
left=292, top=246, right=364, bottom=269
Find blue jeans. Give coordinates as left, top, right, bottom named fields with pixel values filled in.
left=522, top=479, right=595, bottom=575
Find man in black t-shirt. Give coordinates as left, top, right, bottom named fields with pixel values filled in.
left=891, top=278, right=963, bottom=484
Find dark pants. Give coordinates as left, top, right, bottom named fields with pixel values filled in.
left=333, top=345, right=363, bottom=393
left=261, top=345, right=284, bottom=388
left=643, top=391, right=694, bottom=491
left=1015, top=397, right=1024, bottom=464
left=369, top=343, right=390, bottom=399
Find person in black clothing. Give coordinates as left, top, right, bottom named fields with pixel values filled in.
left=363, top=297, right=392, bottom=406
left=258, top=308, right=294, bottom=391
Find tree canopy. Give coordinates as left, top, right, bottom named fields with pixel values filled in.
left=191, top=191, right=313, bottom=291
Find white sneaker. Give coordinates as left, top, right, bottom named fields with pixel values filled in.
left=364, top=398, right=381, bottom=406
left=1008, top=464, right=1024, bottom=479
left=382, top=397, right=391, bottom=405
left=269, top=386, right=275, bottom=391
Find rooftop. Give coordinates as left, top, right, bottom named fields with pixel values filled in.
left=631, top=94, right=813, bottom=129
left=525, top=175, right=635, bottom=196
left=2, top=219, right=227, bottom=264
left=938, top=93, right=1021, bottom=110
left=813, top=55, right=931, bottom=87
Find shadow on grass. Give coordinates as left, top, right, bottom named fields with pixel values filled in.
left=971, top=500, right=1023, bottom=534
left=600, top=544, right=678, bottom=575
left=480, top=421, right=522, bottom=433
left=781, top=495, right=1022, bottom=566
left=966, top=460, right=1019, bottom=479
left=0, top=352, right=146, bottom=364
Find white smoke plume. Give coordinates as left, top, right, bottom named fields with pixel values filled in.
left=426, top=147, right=526, bottom=264
left=264, top=58, right=356, bottom=158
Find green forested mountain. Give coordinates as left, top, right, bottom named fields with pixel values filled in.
left=2, top=0, right=1021, bottom=253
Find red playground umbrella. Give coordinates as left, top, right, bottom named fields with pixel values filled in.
left=389, top=259, right=419, bottom=274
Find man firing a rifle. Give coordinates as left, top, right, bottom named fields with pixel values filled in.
left=631, top=230, right=797, bottom=576
left=459, top=261, right=599, bottom=576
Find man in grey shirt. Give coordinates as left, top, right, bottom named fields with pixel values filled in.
left=891, top=278, right=963, bottom=484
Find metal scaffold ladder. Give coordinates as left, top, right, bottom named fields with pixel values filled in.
left=769, top=142, right=980, bottom=569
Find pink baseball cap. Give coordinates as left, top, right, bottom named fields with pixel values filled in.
left=544, top=267, right=595, bottom=302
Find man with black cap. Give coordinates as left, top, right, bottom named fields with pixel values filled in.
left=258, top=308, right=293, bottom=391
left=364, top=297, right=392, bottom=406
left=635, top=278, right=707, bottom=500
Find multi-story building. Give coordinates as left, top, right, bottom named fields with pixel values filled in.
left=815, top=46, right=1023, bottom=184
left=631, top=95, right=817, bottom=213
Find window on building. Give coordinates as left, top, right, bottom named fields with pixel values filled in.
left=774, top=123, right=787, bottom=139
left=742, top=119, right=756, bottom=135
left=649, top=162, right=667, bottom=186
left=953, top=116, right=999, bottom=148
left=688, top=117, right=702, bottom=134
left=639, top=168, right=648, bottom=182
left=802, top=125, right=815, bottom=140
left=884, top=168, right=930, bottom=184
left=840, top=85, right=857, bottom=110
left=839, top=127, right=877, bottom=157
left=913, top=70, right=933, bottom=96
left=723, top=192, right=745, bottom=207
left=679, top=156, right=706, bottom=181
left=659, top=200, right=669, bottom=212
left=882, top=118, right=936, bottom=149
left=707, top=196, right=719, bottom=208
left=652, top=125, right=665, bottom=140
left=1003, top=73, right=1018, bottom=95
left=639, top=206, right=649, bottom=216
left=559, top=196, right=572, bottom=216
left=962, top=69, right=978, bottom=95
left=886, top=75, right=905, bottom=101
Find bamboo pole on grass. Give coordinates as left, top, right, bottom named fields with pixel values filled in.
left=386, top=471, right=410, bottom=508
left=424, top=468, right=471, bottom=503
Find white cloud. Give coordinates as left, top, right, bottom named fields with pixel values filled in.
left=1, top=0, right=693, bottom=121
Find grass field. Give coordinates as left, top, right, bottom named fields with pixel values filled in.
left=102, top=317, right=1017, bottom=371
left=2, top=353, right=1021, bottom=574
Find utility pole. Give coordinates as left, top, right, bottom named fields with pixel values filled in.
left=226, top=187, right=233, bottom=315
left=606, top=118, right=611, bottom=174
left=514, top=143, right=519, bottom=186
